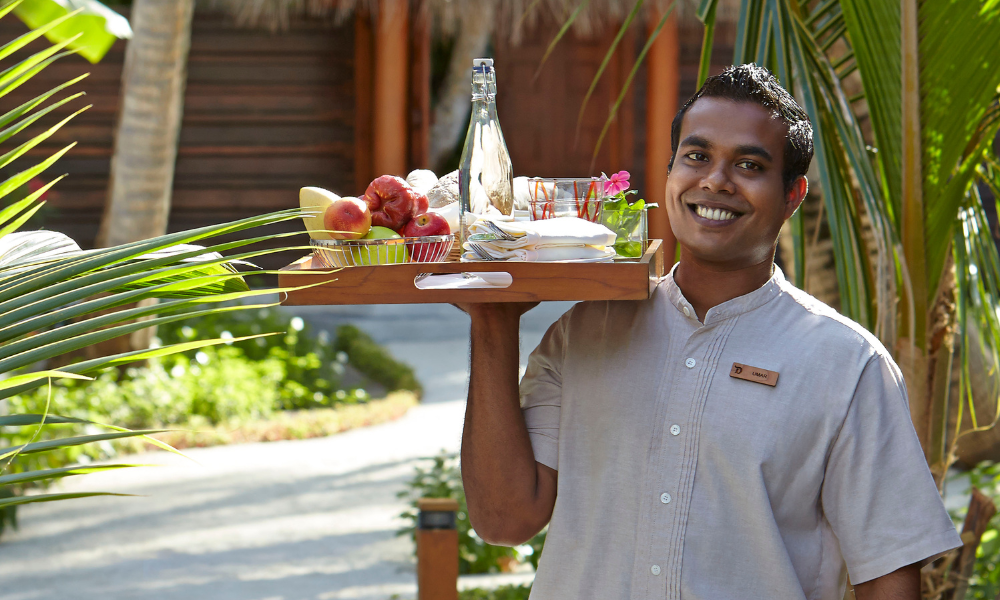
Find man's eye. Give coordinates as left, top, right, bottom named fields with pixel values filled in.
left=685, top=152, right=707, bottom=161
left=737, top=160, right=761, bottom=171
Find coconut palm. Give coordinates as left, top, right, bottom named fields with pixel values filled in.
left=97, top=0, right=195, bottom=250
left=0, top=0, right=308, bottom=524
left=686, top=0, right=1000, bottom=488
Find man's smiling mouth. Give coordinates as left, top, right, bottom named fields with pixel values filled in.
left=688, top=203, right=741, bottom=222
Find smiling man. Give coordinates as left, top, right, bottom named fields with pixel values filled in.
left=458, top=64, right=960, bottom=599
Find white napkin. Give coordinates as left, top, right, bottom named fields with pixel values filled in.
left=463, top=245, right=616, bottom=262
left=467, top=217, right=616, bottom=249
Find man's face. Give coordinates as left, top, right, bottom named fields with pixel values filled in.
left=666, top=97, right=805, bottom=269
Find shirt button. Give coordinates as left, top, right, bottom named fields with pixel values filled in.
left=685, top=358, right=696, bottom=368
left=670, top=424, right=681, bottom=436
left=682, top=306, right=691, bottom=317
left=651, top=564, right=661, bottom=576
left=660, top=492, right=671, bottom=504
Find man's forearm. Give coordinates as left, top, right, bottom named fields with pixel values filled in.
left=461, top=306, right=548, bottom=545
left=852, top=563, right=921, bottom=600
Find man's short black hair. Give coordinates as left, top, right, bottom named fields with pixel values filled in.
left=669, top=63, right=814, bottom=190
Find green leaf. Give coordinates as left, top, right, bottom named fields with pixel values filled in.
left=840, top=0, right=901, bottom=222
left=533, top=0, right=591, bottom=81
left=0, top=413, right=89, bottom=426
left=0, top=177, right=62, bottom=238
left=590, top=2, right=676, bottom=166
left=0, top=463, right=145, bottom=487
left=0, top=429, right=170, bottom=460
left=0, top=73, right=86, bottom=131
left=919, top=0, right=1000, bottom=300
left=0, top=369, right=90, bottom=391
left=696, top=0, right=718, bottom=88
left=0, top=492, right=134, bottom=509
left=12, top=0, right=131, bottom=64
left=0, top=104, right=88, bottom=170
left=0, top=333, right=279, bottom=400
left=575, top=0, right=644, bottom=140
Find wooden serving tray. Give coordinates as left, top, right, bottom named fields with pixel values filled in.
left=278, top=239, right=664, bottom=305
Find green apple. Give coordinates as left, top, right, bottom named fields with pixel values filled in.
left=300, top=187, right=339, bottom=240
left=353, top=226, right=408, bottom=265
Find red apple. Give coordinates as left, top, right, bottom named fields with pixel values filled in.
left=363, top=175, right=425, bottom=232
left=412, top=193, right=429, bottom=217
left=402, top=212, right=452, bottom=262
left=402, top=211, right=450, bottom=237
left=324, top=196, right=371, bottom=240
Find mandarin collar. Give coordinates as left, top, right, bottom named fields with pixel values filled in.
left=663, top=262, right=785, bottom=325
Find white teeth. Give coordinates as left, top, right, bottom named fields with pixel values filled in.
left=695, top=205, right=737, bottom=221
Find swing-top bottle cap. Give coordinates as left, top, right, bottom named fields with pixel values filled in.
left=473, top=58, right=494, bottom=67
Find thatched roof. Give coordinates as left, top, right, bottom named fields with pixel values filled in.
left=201, top=0, right=741, bottom=36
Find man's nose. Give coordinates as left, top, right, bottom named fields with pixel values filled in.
left=700, top=163, right=735, bottom=194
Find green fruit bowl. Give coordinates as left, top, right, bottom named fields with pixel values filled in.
left=311, top=235, right=454, bottom=268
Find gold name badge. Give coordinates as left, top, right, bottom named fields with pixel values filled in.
left=730, top=362, right=779, bottom=387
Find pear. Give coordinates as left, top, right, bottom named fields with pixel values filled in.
left=300, top=187, right=340, bottom=240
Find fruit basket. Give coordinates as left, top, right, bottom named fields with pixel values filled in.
left=311, top=235, right=455, bottom=268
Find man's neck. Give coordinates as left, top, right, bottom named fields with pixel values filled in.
left=673, top=252, right=775, bottom=322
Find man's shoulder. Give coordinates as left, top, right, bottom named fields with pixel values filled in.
left=774, top=277, right=893, bottom=363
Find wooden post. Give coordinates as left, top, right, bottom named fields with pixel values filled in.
left=373, top=0, right=410, bottom=177
left=644, top=9, right=680, bottom=265
left=409, top=0, right=431, bottom=170
left=417, top=497, right=459, bottom=600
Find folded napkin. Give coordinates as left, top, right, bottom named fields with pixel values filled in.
left=462, top=245, right=616, bottom=262
left=467, top=216, right=616, bottom=249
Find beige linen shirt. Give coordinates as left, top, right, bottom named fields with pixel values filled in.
left=519, top=265, right=960, bottom=600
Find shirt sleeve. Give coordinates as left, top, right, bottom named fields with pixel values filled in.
left=821, top=353, right=962, bottom=584
left=518, top=309, right=571, bottom=471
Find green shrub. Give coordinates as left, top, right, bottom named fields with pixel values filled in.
left=397, top=451, right=545, bottom=574
left=459, top=585, right=532, bottom=600
left=335, top=324, right=422, bottom=396
left=1, top=314, right=419, bottom=498
left=155, top=308, right=421, bottom=407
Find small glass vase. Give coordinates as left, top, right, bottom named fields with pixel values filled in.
left=599, top=203, right=647, bottom=259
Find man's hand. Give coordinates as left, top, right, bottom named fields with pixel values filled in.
left=852, top=563, right=921, bottom=600
left=458, top=300, right=556, bottom=546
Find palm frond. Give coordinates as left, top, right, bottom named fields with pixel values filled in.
left=919, top=0, right=1000, bottom=303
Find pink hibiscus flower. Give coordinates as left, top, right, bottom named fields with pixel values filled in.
left=604, top=170, right=630, bottom=196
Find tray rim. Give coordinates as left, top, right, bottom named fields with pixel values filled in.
left=277, top=239, right=665, bottom=305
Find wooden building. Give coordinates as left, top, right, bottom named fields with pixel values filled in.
left=0, top=1, right=737, bottom=270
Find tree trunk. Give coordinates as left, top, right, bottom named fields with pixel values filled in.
left=97, top=0, right=194, bottom=248
left=428, top=2, right=494, bottom=171
left=94, top=0, right=195, bottom=356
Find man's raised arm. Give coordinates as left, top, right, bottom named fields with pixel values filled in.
left=459, top=303, right=557, bottom=546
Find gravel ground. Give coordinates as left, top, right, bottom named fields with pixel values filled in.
left=0, top=302, right=572, bottom=600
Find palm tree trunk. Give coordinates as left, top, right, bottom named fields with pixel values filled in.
left=97, top=0, right=195, bottom=248
left=93, top=0, right=195, bottom=357
left=429, top=2, right=494, bottom=171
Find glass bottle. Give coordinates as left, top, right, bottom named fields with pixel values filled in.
left=458, top=58, right=513, bottom=244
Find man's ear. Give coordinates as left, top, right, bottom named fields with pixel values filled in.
left=783, top=176, right=808, bottom=220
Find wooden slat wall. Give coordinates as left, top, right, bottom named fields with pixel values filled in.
left=491, top=16, right=736, bottom=197
left=170, top=13, right=355, bottom=272
left=493, top=22, right=639, bottom=181
left=0, top=10, right=355, bottom=274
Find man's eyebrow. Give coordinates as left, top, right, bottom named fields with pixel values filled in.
left=679, top=135, right=711, bottom=149
left=735, top=144, right=774, bottom=162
